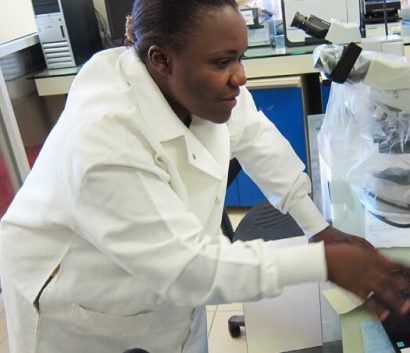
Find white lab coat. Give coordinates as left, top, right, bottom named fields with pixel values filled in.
left=0, top=47, right=328, bottom=353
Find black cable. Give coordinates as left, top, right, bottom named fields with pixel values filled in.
left=369, top=211, right=410, bottom=228
left=383, top=0, right=389, bottom=36
left=363, top=191, right=410, bottom=227
left=367, top=191, right=410, bottom=212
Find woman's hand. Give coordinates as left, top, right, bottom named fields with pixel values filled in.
left=310, top=226, right=374, bottom=250
left=325, top=243, right=410, bottom=320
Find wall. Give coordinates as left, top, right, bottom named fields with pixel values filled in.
left=0, top=0, right=37, bottom=44
left=0, top=0, right=109, bottom=45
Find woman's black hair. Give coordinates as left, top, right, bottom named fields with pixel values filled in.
left=130, top=0, right=238, bottom=61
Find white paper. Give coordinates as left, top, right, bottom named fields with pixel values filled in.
left=322, top=287, right=363, bottom=315
left=364, top=210, right=410, bottom=248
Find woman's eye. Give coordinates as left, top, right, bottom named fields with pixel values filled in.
left=216, top=59, right=230, bottom=68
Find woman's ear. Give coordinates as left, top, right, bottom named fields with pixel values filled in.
left=147, top=45, right=172, bottom=76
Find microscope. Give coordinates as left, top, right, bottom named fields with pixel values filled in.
left=291, top=10, right=403, bottom=54
left=315, top=43, right=410, bottom=225
left=293, top=12, right=410, bottom=225
left=291, top=11, right=362, bottom=45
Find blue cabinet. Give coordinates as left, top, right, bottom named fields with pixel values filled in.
left=225, top=84, right=307, bottom=207
left=225, top=178, right=240, bottom=206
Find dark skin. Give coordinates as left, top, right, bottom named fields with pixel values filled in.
left=312, top=227, right=410, bottom=319
left=144, top=5, right=410, bottom=320
left=146, top=6, right=247, bottom=125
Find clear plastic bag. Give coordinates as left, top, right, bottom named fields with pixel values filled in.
left=315, top=44, right=410, bottom=222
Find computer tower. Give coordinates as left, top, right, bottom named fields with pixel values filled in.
left=32, top=0, right=103, bottom=69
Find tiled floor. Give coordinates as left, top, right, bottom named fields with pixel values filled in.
left=207, top=303, right=247, bottom=353
left=0, top=208, right=248, bottom=353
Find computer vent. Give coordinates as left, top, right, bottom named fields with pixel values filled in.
left=42, top=40, right=76, bottom=69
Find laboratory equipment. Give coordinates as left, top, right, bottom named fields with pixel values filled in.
left=363, top=0, right=402, bottom=37
left=291, top=10, right=403, bottom=54
left=281, top=0, right=361, bottom=46
left=314, top=43, right=410, bottom=226
left=32, top=0, right=102, bottom=69
left=238, top=0, right=276, bottom=46
left=291, top=11, right=362, bottom=45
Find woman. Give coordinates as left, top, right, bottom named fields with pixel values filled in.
left=1, top=1, right=409, bottom=353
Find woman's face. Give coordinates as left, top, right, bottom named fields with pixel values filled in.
left=165, top=6, right=248, bottom=124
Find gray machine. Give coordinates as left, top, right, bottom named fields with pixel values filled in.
left=32, top=0, right=102, bottom=69
left=314, top=43, right=410, bottom=225
left=239, top=1, right=276, bottom=47
left=291, top=9, right=410, bottom=226
left=363, top=0, right=402, bottom=37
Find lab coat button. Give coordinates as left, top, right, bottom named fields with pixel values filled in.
left=192, top=153, right=196, bottom=160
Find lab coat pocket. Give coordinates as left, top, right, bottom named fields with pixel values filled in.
left=70, top=303, right=155, bottom=338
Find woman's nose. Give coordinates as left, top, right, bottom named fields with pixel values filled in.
left=230, top=64, right=247, bottom=87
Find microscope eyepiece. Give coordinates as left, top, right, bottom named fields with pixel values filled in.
left=291, top=11, right=308, bottom=28
left=290, top=11, right=331, bottom=39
